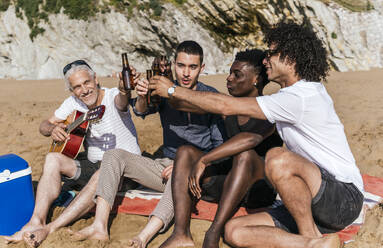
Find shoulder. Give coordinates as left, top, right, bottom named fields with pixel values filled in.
left=58, top=95, right=81, bottom=109
left=283, top=80, right=322, bottom=96
left=103, top=87, right=118, bottom=97
left=196, top=82, right=219, bottom=93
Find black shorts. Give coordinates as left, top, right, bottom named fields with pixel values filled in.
left=62, top=152, right=100, bottom=191
left=200, top=158, right=276, bottom=208
left=267, top=167, right=364, bottom=234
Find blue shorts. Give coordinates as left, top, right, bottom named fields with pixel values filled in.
left=267, top=167, right=364, bottom=234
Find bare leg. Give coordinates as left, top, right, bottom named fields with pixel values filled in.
left=23, top=170, right=100, bottom=247
left=203, top=150, right=264, bottom=248
left=160, top=145, right=204, bottom=248
left=264, top=147, right=322, bottom=238
left=128, top=216, right=163, bottom=248
left=132, top=173, right=176, bottom=247
left=224, top=213, right=342, bottom=248
left=221, top=148, right=342, bottom=248
left=3, top=153, right=77, bottom=244
left=71, top=196, right=110, bottom=241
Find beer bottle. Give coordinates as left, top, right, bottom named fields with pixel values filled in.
left=158, top=56, right=173, bottom=81
left=152, top=61, right=161, bottom=76
left=146, top=69, right=153, bottom=107
left=164, top=58, right=173, bottom=81
left=149, top=61, right=161, bottom=106
left=121, top=53, right=135, bottom=90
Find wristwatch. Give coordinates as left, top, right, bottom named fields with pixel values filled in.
left=167, top=85, right=177, bottom=97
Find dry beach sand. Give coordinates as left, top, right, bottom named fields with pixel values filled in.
left=0, top=70, right=382, bottom=247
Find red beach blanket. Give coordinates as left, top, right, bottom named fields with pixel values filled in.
left=112, top=174, right=383, bottom=243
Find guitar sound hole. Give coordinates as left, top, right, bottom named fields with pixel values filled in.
left=71, top=127, right=87, bottom=136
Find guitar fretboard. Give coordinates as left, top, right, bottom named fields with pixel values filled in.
left=66, top=114, right=86, bottom=133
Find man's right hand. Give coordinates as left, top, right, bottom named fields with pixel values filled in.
left=149, top=76, right=173, bottom=98
left=51, top=123, right=69, bottom=142
left=135, top=79, right=149, bottom=97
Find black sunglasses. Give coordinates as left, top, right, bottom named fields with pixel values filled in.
left=63, top=60, right=92, bottom=75
left=265, top=49, right=278, bottom=58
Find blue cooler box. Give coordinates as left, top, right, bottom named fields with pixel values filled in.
left=0, top=154, right=35, bottom=235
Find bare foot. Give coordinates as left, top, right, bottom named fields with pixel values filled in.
left=311, top=234, right=343, bottom=248
left=70, top=225, right=109, bottom=241
left=127, top=236, right=146, bottom=248
left=2, top=222, right=43, bottom=244
left=23, top=228, right=50, bottom=248
left=159, top=233, right=194, bottom=248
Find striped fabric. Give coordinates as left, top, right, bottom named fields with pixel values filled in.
left=95, top=148, right=175, bottom=228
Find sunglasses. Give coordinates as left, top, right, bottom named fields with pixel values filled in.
left=63, top=60, right=92, bottom=75
left=265, top=49, right=278, bottom=58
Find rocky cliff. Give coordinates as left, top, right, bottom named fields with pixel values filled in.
left=0, top=0, right=382, bottom=79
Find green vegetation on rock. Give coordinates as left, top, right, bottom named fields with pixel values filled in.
left=0, top=0, right=11, bottom=11
left=1, top=0, right=187, bottom=40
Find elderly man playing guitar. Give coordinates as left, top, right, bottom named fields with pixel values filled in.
left=3, top=60, right=141, bottom=247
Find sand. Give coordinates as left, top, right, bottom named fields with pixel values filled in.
left=0, top=69, right=382, bottom=247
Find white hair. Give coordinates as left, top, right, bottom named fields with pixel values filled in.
left=64, top=65, right=95, bottom=91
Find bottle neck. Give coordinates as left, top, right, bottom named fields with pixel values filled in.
left=122, top=54, right=129, bottom=69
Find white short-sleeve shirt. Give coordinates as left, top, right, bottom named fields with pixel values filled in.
left=257, top=80, right=363, bottom=192
left=54, top=87, right=141, bottom=162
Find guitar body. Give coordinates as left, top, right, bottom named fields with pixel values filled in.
left=49, top=110, right=89, bottom=159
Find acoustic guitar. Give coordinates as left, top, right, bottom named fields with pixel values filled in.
left=49, top=105, right=106, bottom=159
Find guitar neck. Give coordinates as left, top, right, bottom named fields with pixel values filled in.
left=66, top=113, right=86, bottom=133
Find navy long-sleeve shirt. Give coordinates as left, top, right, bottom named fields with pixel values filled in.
left=133, top=81, right=227, bottom=159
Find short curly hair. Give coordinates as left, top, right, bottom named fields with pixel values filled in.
left=235, top=49, right=269, bottom=87
left=264, top=21, right=329, bottom=82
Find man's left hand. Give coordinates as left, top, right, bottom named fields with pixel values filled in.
left=161, top=164, right=173, bottom=181
left=149, top=76, right=173, bottom=98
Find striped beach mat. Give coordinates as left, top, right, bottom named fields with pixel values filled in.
left=112, top=174, right=383, bottom=243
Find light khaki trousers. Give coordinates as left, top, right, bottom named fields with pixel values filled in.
left=96, top=148, right=174, bottom=230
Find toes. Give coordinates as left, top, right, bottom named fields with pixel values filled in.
left=71, top=232, right=86, bottom=241
left=65, top=228, right=75, bottom=235
left=23, top=232, right=37, bottom=248
left=3, top=234, right=20, bottom=244
left=128, top=238, right=142, bottom=248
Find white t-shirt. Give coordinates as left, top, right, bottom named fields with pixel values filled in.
left=54, top=87, right=141, bottom=162
left=257, top=80, right=363, bottom=192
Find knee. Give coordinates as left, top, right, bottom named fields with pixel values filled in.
left=175, top=145, right=197, bottom=158
left=44, top=152, right=63, bottom=172
left=89, top=169, right=100, bottom=183
left=175, top=145, right=201, bottom=167
left=101, top=149, right=130, bottom=175
left=234, top=150, right=258, bottom=170
left=224, top=219, right=245, bottom=247
left=102, top=149, right=125, bottom=164
left=264, top=148, right=292, bottom=182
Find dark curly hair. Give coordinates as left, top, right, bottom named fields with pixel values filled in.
left=235, top=49, right=269, bottom=88
left=264, top=21, right=329, bottom=82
